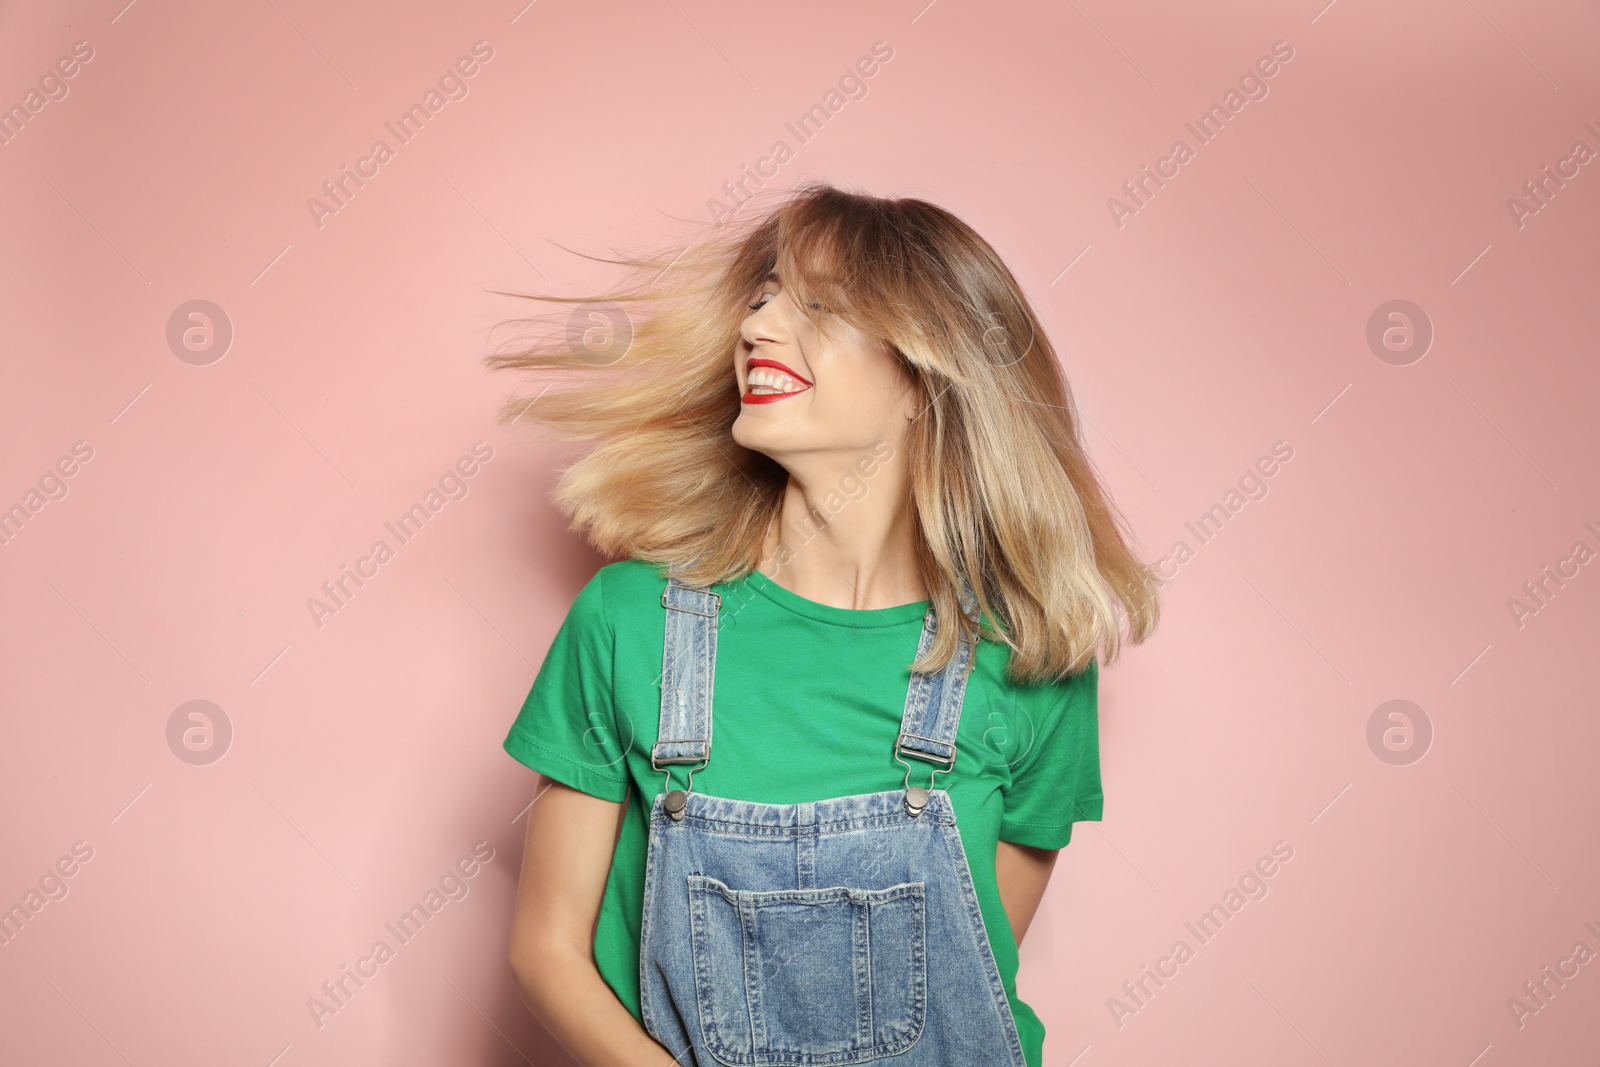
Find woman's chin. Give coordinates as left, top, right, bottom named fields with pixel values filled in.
left=730, top=419, right=797, bottom=461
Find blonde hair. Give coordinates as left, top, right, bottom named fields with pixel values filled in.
left=486, top=181, right=1161, bottom=683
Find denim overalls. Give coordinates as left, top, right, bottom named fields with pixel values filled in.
left=639, top=575, right=1029, bottom=1066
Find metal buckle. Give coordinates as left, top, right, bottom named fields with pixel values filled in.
left=653, top=749, right=709, bottom=822
left=894, top=733, right=954, bottom=818
left=651, top=740, right=711, bottom=770
left=661, top=588, right=721, bottom=616
left=894, top=730, right=956, bottom=770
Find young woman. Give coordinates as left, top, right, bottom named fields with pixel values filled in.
left=490, top=182, right=1160, bottom=1067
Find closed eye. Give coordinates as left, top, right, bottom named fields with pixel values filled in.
left=745, top=290, right=823, bottom=313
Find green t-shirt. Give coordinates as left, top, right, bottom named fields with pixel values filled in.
left=503, top=559, right=1103, bottom=1067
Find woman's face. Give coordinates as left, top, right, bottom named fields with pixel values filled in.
left=730, top=273, right=919, bottom=465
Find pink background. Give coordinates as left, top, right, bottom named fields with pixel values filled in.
left=3, top=0, right=1597, bottom=1064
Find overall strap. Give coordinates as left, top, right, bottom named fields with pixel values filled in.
left=653, top=576, right=720, bottom=775
left=895, top=579, right=981, bottom=782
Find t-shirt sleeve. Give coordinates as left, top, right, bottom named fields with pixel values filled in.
left=998, top=656, right=1103, bottom=850
left=502, top=569, right=631, bottom=802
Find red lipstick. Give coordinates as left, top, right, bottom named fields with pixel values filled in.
left=742, top=357, right=813, bottom=404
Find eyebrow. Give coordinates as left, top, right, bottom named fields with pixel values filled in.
left=764, top=271, right=780, bottom=283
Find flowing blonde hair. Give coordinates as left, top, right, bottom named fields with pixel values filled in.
left=486, top=181, right=1160, bottom=683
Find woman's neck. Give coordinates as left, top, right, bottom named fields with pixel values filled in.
left=755, top=471, right=927, bottom=611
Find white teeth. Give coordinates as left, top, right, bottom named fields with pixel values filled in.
left=748, top=366, right=807, bottom=393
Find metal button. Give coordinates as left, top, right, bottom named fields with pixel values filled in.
left=664, top=790, right=688, bottom=821
left=904, top=786, right=929, bottom=818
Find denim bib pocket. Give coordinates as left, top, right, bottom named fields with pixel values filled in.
left=686, top=873, right=928, bottom=1066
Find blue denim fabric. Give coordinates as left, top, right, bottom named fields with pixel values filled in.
left=639, top=578, right=1027, bottom=1066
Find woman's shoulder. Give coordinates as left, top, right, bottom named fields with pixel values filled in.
left=595, top=557, right=670, bottom=588
left=547, top=561, right=672, bottom=654
left=579, top=559, right=673, bottom=619
left=973, top=633, right=1099, bottom=705
left=965, top=642, right=1099, bottom=772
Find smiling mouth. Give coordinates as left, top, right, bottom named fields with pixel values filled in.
left=743, top=357, right=812, bottom=404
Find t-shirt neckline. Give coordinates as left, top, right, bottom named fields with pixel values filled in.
left=739, top=567, right=931, bottom=628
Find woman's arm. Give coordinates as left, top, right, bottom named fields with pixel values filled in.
left=995, top=839, right=1061, bottom=946
left=508, top=775, right=680, bottom=1067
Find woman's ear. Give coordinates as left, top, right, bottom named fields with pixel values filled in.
left=896, top=354, right=925, bottom=424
